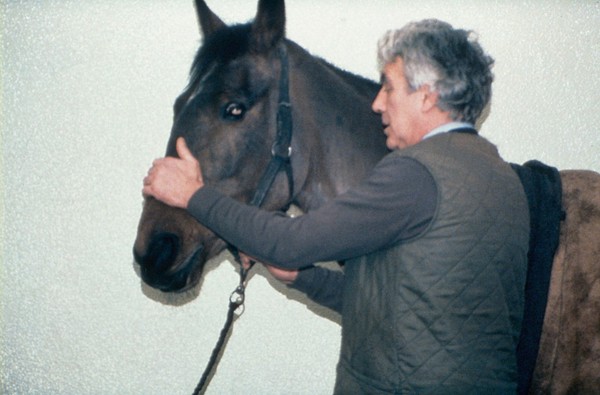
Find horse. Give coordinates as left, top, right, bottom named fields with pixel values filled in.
left=133, top=0, right=600, bottom=393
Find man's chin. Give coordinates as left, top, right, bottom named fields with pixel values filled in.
left=386, top=137, right=400, bottom=150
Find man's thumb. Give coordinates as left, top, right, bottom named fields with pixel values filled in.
left=176, top=137, right=195, bottom=161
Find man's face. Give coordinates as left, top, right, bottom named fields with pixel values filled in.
left=372, top=57, right=425, bottom=150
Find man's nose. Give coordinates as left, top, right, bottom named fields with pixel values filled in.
left=372, top=89, right=384, bottom=114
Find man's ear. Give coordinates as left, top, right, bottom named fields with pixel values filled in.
left=419, top=84, right=440, bottom=113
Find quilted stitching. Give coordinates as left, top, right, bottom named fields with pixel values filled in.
left=338, top=133, right=529, bottom=394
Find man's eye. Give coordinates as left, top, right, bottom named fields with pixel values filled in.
left=222, top=102, right=246, bottom=121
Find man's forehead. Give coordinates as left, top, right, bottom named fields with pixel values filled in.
left=380, top=59, right=404, bottom=83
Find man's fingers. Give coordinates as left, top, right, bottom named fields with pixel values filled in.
left=239, top=253, right=254, bottom=270
left=141, top=138, right=203, bottom=209
left=176, top=137, right=196, bottom=162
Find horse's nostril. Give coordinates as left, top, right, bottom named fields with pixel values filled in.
left=145, top=232, right=180, bottom=273
left=135, top=232, right=205, bottom=292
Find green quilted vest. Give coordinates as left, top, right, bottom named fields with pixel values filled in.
left=335, top=133, right=529, bottom=394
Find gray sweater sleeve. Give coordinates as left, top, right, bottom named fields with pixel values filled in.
left=187, top=153, right=436, bottom=269
left=187, top=153, right=436, bottom=311
left=291, top=266, right=345, bottom=313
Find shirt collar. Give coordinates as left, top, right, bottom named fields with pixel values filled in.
left=423, top=121, right=475, bottom=140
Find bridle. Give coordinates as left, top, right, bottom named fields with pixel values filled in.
left=249, top=44, right=294, bottom=208
left=192, top=43, right=294, bottom=395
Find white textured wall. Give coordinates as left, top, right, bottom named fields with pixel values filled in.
left=2, top=1, right=599, bottom=394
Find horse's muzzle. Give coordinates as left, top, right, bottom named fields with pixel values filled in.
left=133, top=232, right=204, bottom=292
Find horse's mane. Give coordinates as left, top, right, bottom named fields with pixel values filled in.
left=315, top=53, right=379, bottom=94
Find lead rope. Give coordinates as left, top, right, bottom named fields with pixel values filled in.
left=192, top=254, right=254, bottom=395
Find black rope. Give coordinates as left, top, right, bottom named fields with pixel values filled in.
left=192, top=261, right=253, bottom=395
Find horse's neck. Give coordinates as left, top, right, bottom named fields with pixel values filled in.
left=286, top=42, right=388, bottom=211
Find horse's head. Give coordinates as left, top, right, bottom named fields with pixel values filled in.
left=134, top=0, right=292, bottom=292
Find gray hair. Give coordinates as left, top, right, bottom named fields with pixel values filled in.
left=377, top=19, right=494, bottom=124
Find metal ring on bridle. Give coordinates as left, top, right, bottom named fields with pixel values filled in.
left=272, top=144, right=292, bottom=159
left=229, top=286, right=245, bottom=306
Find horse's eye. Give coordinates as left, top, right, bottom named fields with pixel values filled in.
left=222, top=102, right=246, bottom=121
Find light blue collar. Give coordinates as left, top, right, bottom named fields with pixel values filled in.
left=423, top=121, right=475, bottom=140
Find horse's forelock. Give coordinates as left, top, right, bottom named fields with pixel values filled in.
left=189, top=24, right=253, bottom=88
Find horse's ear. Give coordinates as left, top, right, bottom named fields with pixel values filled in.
left=250, top=0, right=286, bottom=53
left=194, top=0, right=226, bottom=38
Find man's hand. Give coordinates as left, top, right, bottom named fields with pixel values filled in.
left=239, top=253, right=298, bottom=285
left=265, top=264, right=299, bottom=285
left=142, top=137, right=204, bottom=209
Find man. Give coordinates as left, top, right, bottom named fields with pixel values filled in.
left=143, top=19, right=529, bottom=394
